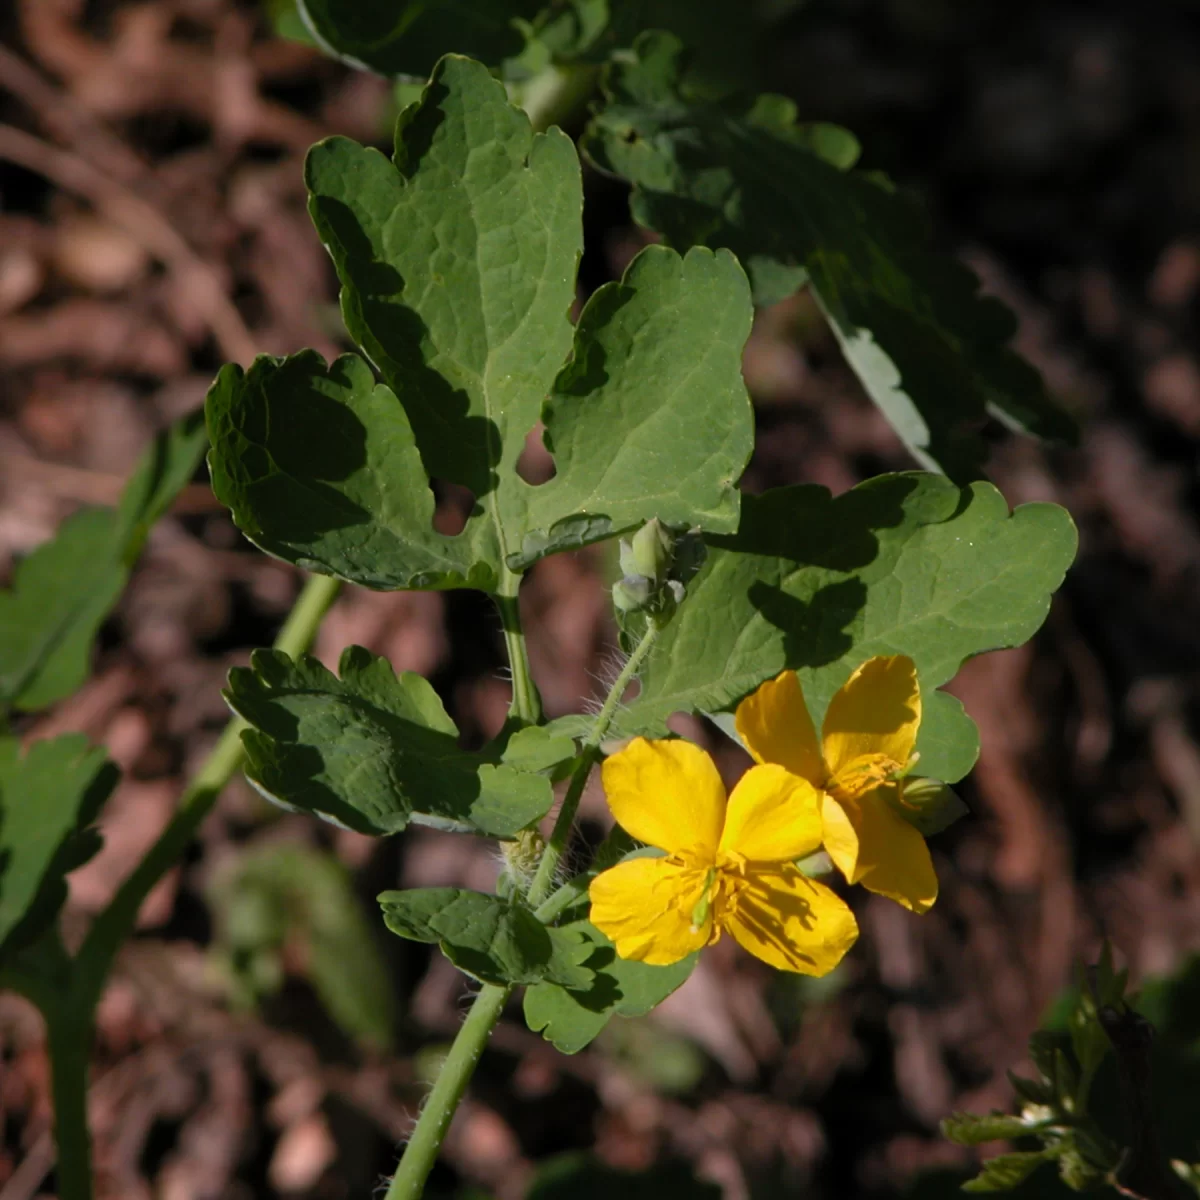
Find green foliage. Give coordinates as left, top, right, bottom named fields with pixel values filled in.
left=524, top=919, right=695, bottom=1052
left=623, top=473, right=1077, bottom=783
left=0, top=736, right=118, bottom=957
left=942, top=950, right=1140, bottom=1195
left=0, top=511, right=126, bottom=713
left=296, top=0, right=539, bottom=78
left=942, top=1114, right=1050, bottom=1147
left=0, top=412, right=207, bottom=712
left=205, top=57, right=753, bottom=593
left=378, top=887, right=594, bottom=988
left=962, top=1151, right=1065, bottom=1194
left=208, top=842, right=395, bottom=1050
left=527, top=1152, right=721, bottom=1200
left=225, top=646, right=557, bottom=837
left=584, top=32, right=1077, bottom=481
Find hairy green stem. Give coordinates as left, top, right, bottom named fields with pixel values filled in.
left=386, top=620, right=660, bottom=1190
left=385, top=984, right=511, bottom=1200
left=494, top=569, right=541, bottom=726
left=525, top=620, right=659, bottom=908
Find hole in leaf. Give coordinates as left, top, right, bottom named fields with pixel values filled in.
left=516, top=423, right=556, bottom=485
left=431, top=480, right=476, bottom=536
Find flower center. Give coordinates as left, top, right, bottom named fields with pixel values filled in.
left=826, top=752, right=905, bottom=804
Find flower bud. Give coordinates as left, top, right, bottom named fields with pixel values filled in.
left=627, top=518, right=673, bottom=584
left=612, top=574, right=654, bottom=613
left=500, top=827, right=546, bottom=881
left=889, top=776, right=969, bottom=836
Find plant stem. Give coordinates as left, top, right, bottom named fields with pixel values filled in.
left=383, top=620, right=661, bottom=1189
left=45, top=1006, right=94, bottom=1200
left=494, top=568, right=541, bottom=725
left=75, top=571, right=341, bottom=999
left=385, top=983, right=511, bottom=1200
left=525, top=620, right=659, bottom=908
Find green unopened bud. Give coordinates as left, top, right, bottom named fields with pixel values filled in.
left=617, top=536, right=639, bottom=580
left=612, top=574, right=654, bottom=613
left=888, top=776, right=969, bottom=836
left=796, top=849, right=834, bottom=878
left=628, top=518, right=673, bottom=583
left=500, top=828, right=545, bottom=881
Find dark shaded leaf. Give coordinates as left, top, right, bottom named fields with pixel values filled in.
left=584, top=32, right=1078, bottom=480
left=226, top=646, right=555, bottom=838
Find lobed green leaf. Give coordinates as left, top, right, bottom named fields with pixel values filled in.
left=622, top=473, right=1078, bottom=783
left=206, top=56, right=754, bottom=592
left=584, top=31, right=1078, bottom=481
left=524, top=919, right=696, bottom=1053
left=225, top=646, right=556, bottom=838
left=379, top=887, right=594, bottom=988
left=0, top=735, right=118, bottom=957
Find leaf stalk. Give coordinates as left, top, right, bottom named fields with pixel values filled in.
left=525, top=618, right=659, bottom=908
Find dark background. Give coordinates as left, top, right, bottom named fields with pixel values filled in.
left=1, top=1, right=1198, bottom=1197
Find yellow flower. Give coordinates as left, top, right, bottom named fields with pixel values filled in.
left=735, top=655, right=938, bottom=914
left=588, top=738, right=859, bottom=975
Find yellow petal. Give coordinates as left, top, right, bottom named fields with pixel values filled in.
left=722, top=865, right=859, bottom=975
left=823, top=790, right=939, bottom=914
left=600, top=737, right=725, bottom=857
left=822, top=655, right=921, bottom=780
left=820, top=790, right=861, bottom=883
left=718, top=764, right=824, bottom=863
left=734, top=670, right=825, bottom=786
left=589, top=856, right=712, bottom=965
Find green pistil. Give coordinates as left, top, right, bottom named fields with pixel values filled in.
left=689, top=867, right=718, bottom=932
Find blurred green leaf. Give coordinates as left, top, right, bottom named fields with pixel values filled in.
left=226, top=646, right=555, bottom=837
left=296, top=0, right=539, bottom=78
left=1008, top=1070, right=1056, bottom=1108
left=0, top=411, right=207, bottom=712
left=527, top=1152, right=720, bottom=1200
left=209, top=842, right=396, bottom=1050
left=379, top=887, right=593, bottom=987
left=207, top=58, right=753, bottom=592
left=523, top=919, right=695, bottom=1052
left=963, top=1151, right=1061, bottom=1193
left=114, top=410, right=208, bottom=560
left=0, top=510, right=126, bottom=712
left=0, top=735, right=118, bottom=958
left=533, top=0, right=805, bottom=93
left=263, top=0, right=316, bottom=44
left=584, top=31, right=1077, bottom=481
left=622, top=474, right=1077, bottom=784
left=942, top=1113, right=1048, bottom=1147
